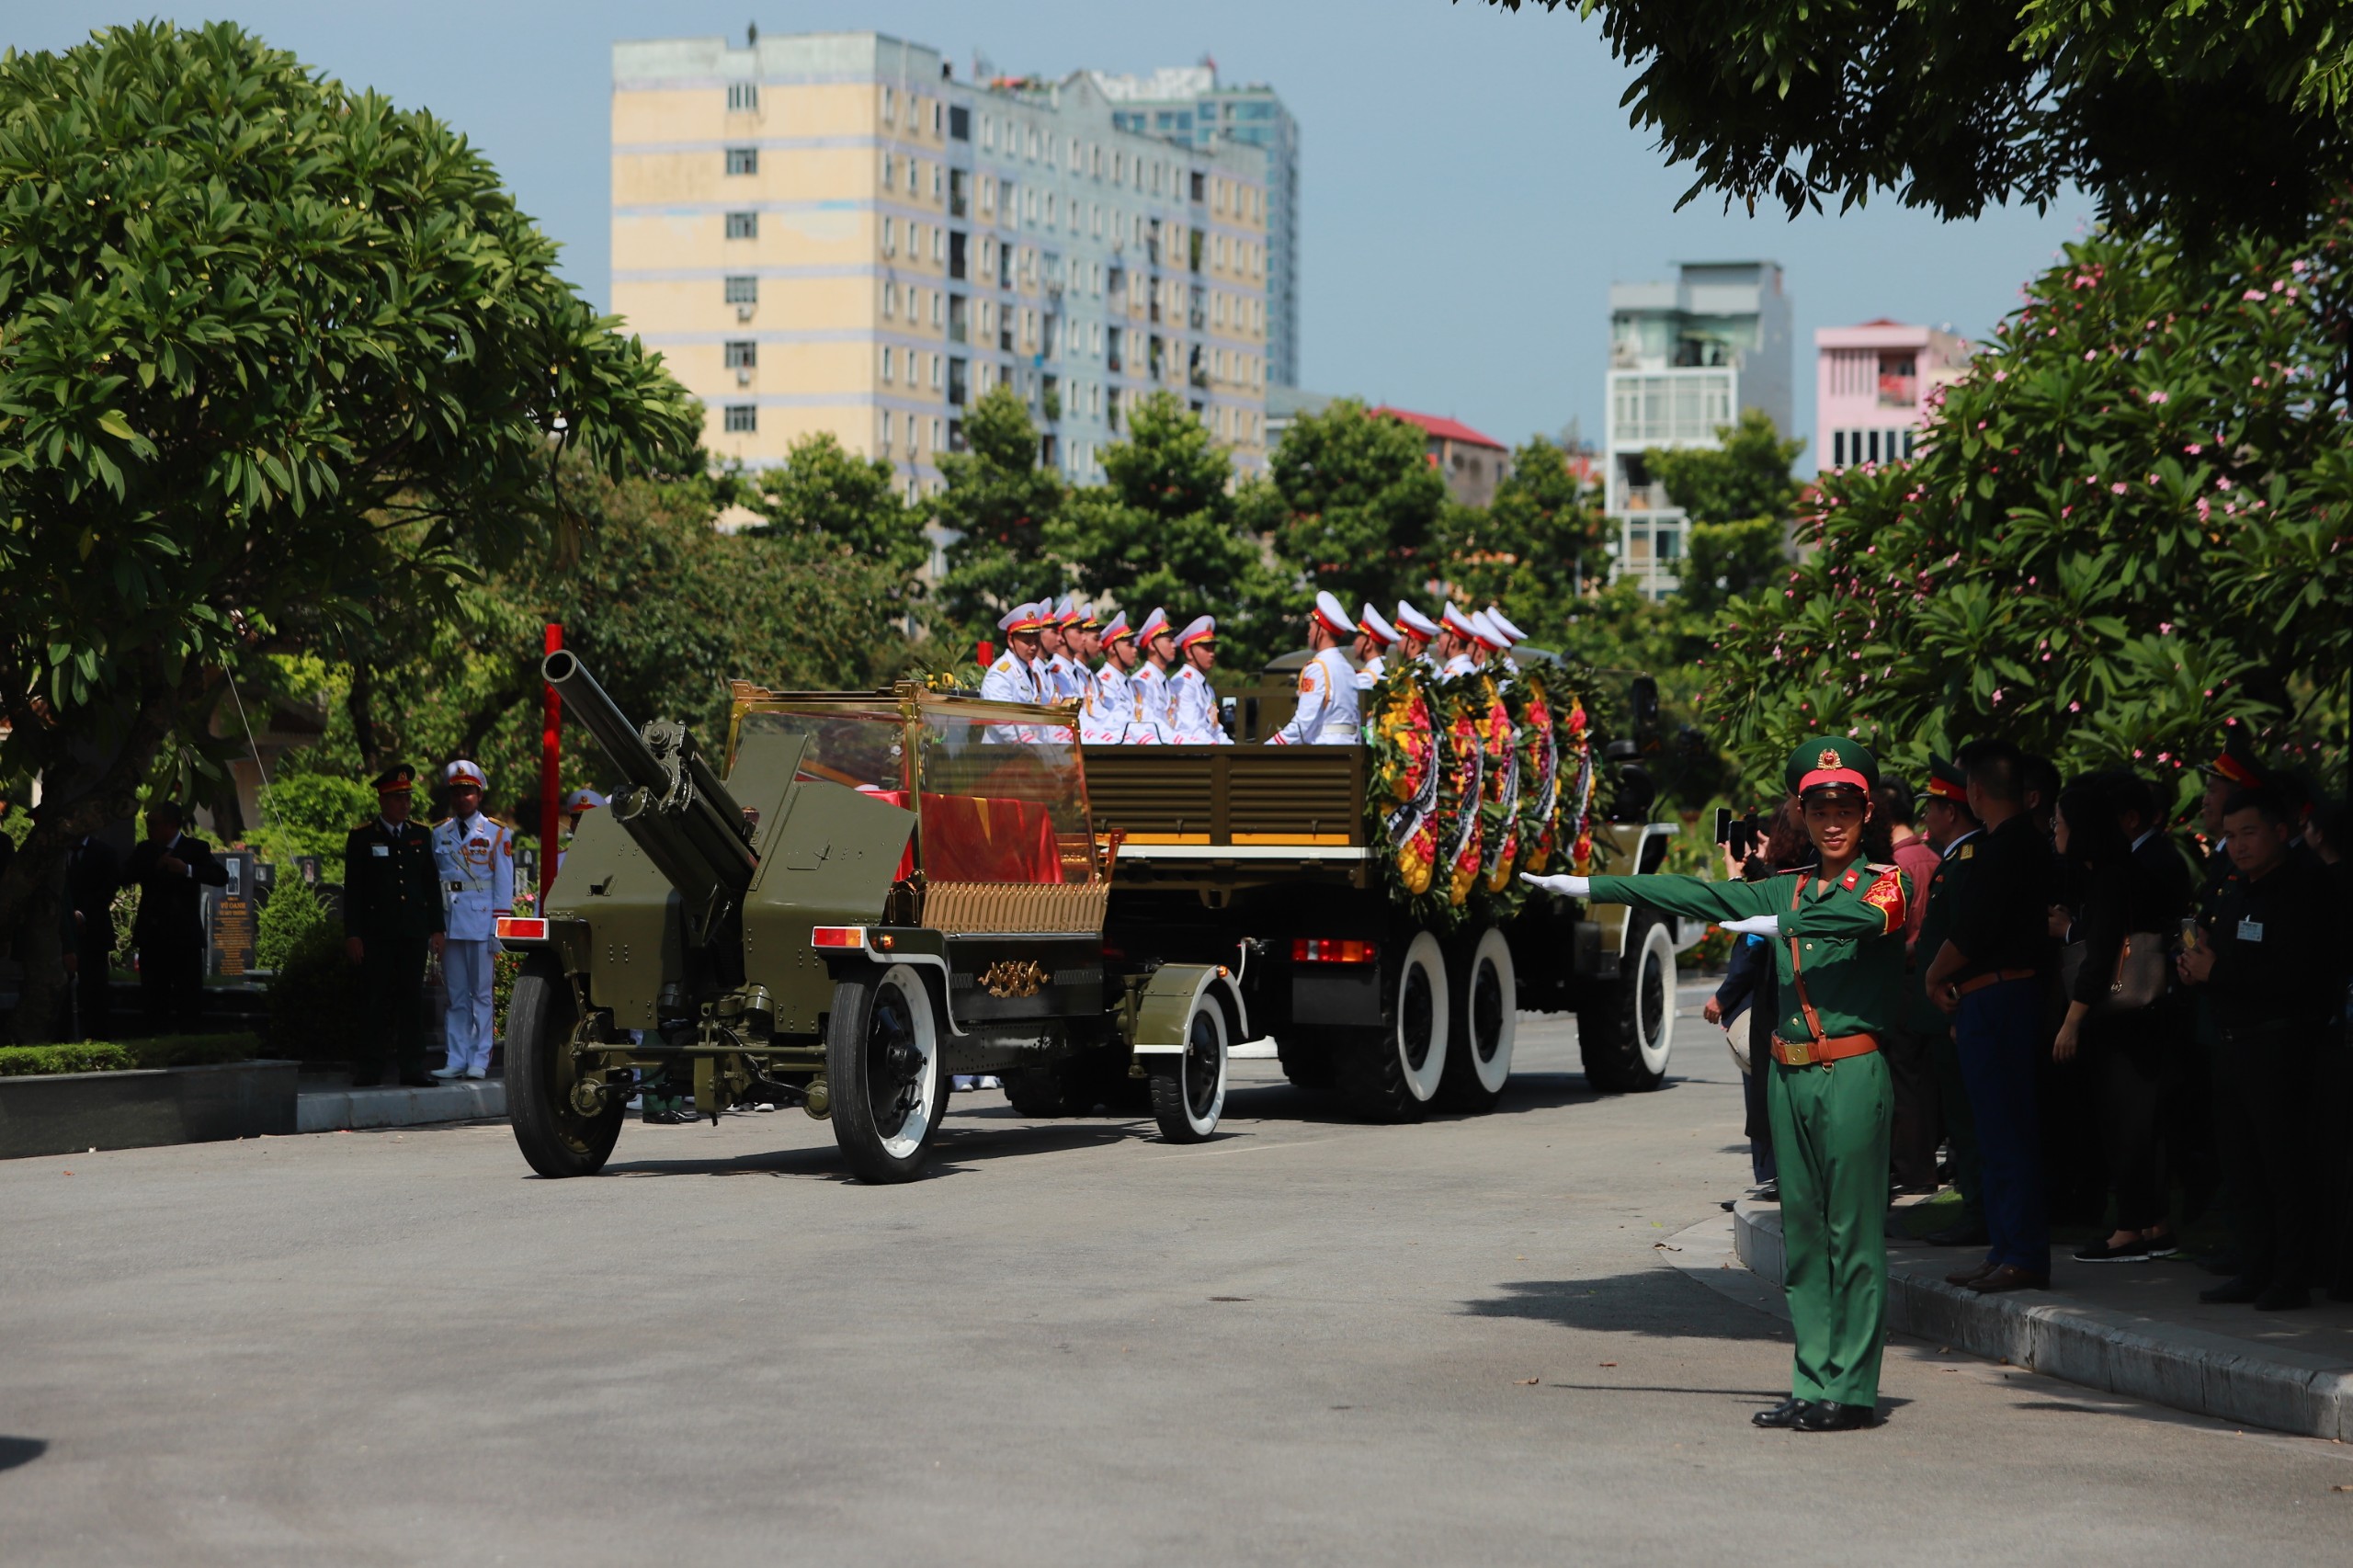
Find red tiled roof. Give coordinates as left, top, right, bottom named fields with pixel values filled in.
left=1370, top=405, right=1506, bottom=450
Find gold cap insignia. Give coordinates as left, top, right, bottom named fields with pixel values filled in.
left=1818, top=746, right=1841, bottom=768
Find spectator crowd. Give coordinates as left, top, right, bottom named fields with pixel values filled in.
left=1710, top=722, right=2353, bottom=1311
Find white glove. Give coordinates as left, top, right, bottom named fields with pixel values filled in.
left=1519, top=873, right=1591, bottom=898
left=1721, top=914, right=1782, bottom=937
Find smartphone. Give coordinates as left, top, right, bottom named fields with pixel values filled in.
left=1714, top=807, right=1733, bottom=845
left=2177, top=916, right=2201, bottom=952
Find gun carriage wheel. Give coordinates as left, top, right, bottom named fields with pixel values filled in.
left=506, top=952, right=625, bottom=1177
left=1147, top=990, right=1228, bottom=1143
left=827, top=965, right=946, bottom=1183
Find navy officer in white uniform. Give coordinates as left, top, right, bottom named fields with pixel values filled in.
left=431, top=759, right=514, bottom=1081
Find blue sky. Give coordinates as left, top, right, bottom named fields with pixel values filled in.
left=23, top=3, right=2093, bottom=470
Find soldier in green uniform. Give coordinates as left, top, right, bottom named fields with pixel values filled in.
left=1526, top=736, right=1910, bottom=1433
left=341, top=765, right=446, bottom=1087
left=1913, top=756, right=1988, bottom=1247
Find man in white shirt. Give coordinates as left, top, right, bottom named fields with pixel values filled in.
left=981, top=602, right=1044, bottom=740
left=1355, top=604, right=1402, bottom=690
left=1082, top=611, right=1154, bottom=744
left=431, top=759, right=514, bottom=1081
left=1129, top=607, right=1177, bottom=742
left=1166, top=615, right=1231, bottom=744
left=1469, top=610, right=1512, bottom=680
left=1438, top=604, right=1481, bottom=676
left=1395, top=601, right=1440, bottom=670
left=1269, top=591, right=1362, bottom=745
left=1039, top=596, right=1077, bottom=702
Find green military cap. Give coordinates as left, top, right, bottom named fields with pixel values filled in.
left=1784, top=735, right=1879, bottom=797
left=371, top=763, right=416, bottom=796
left=1924, top=754, right=1967, bottom=805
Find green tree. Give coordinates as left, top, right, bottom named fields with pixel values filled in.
left=1046, top=392, right=1284, bottom=662
left=1490, top=1, right=2353, bottom=240
left=938, top=385, right=1067, bottom=632
left=1643, top=408, right=1804, bottom=528
left=1434, top=437, right=1611, bottom=622
left=1263, top=399, right=1449, bottom=609
left=0, top=22, right=696, bottom=1037
left=1704, top=217, right=2353, bottom=803
left=751, top=431, right=929, bottom=585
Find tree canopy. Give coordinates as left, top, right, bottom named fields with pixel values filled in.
left=1262, top=398, right=1450, bottom=610
left=1644, top=408, right=1806, bottom=613
left=1705, top=210, right=2353, bottom=801
left=937, top=385, right=1068, bottom=630
left=0, top=20, right=697, bottom=1033
left=1489, top=1, right=2353, bottom=241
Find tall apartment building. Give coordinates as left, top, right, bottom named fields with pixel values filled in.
left=1602, top=261, right=1792, bottom=600
left=1090, top=65, right=1301, bottom=390
left=611, top=32, right=1272, bottom=494
left=1815, top=319, right=1971, bottom=472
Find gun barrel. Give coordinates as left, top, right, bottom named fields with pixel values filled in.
left=542, top=650, right=668, bottom=797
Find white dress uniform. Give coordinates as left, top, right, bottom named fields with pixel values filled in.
left=1166, top=664, right=1228, bottom=744
left=1355, top=603, right=1401, bottom=692
left=1271, top=646, right=1361, bottom=744
left=1128, top=661, right=1176, bottom=742
left=432, top=793, right=514, bottom=1078
left=1441, top=653, right=1478, bottom=677
left=980, top=650, right=1040, bottom=742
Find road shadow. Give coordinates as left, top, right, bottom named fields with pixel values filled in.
left=0, top=1437, right=46, bottom=1473
left=597, top=1116, right=1142, bottom=1181
left=1218, top=1070, right=1688, bottom=1128
left=1462, top=1268, right=1789, bottom=1345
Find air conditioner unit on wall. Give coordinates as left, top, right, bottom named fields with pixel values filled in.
left=736, top=369, right=753, bottom=387
left=735, top=303, right=755, bottom=322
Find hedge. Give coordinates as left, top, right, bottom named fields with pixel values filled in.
left=0, top=1032, right=265, bottom=1077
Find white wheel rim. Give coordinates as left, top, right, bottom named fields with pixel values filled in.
left=1635, top=925, right=1675, bottom=1077
left=1181, top=998, right=1228, bottom=1134
left=1466, top=926, right=1516, bottom=1095
left=1397, top=930, right=1450, bottom=1102
left=874, top=965, right=939, bottom=1160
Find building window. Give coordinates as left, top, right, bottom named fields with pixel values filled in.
left=929, top=354, right=943, bottom=391
left=881, top=347, right=895, bottom=382
left=723, top=404, right=757, bottom=433
left=724, top=275, right=757, bottom=305
left=724, top=340, right=756, bottom=369
left=981, top=115, right=995, bottom=151
left=931, top=227, right=945, bottom=264
left=726, top=82, right=758, bottom=112
left=881, top=153, right=895, bottom=191
left=724, top=210, right=758, bottom=240
left=881, top=85, right=895, bottom=124
left=931, top=291, right=944, bottom=327
left=882, top=218, right=896, bottom=256
left=933, top=101, right=945, bottom=136
left=948, top=358, right=968, bottom=406
left=949, top=105, right=971, bottom=141
left=725, top=146, right=758, bottom=176
left=931, top=416, right=944, bottom=451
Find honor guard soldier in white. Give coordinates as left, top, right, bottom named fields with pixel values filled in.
left=431, top=759, right=514, bottom=1080
left=1355, top=603, right=1401, bottom=690
left=1129, top=607, right=1177, bottom=743
left=1052, top=597, right=1091, bottom=700
left=1082, top=611, right=1157, bottom=744
left=1270, top=592, right=1363, bottom=745
left=1485, top=606, right=1528, bottom=647
left=1040, top=596, right=1080, bottom=701
left=1167, top=615, right=1231, bottom=744
left=1438, top=604, right=1482, bottom=676
left=982, top=602, right=1046, bottom=741
left=1394, top=601, right=1440, bottom=670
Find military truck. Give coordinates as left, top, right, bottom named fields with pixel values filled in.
left=498, top=653, right=1245, bottom=1184
left=498, top=651, right=1693, bottom=1184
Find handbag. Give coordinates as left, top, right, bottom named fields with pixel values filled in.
left=2059, top=931, right=2168, bottom=1014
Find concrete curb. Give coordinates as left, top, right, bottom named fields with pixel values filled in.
left=1733, top=1200, right=2353, bottom=1440
left=297, top=1080, right=506, bottom=1133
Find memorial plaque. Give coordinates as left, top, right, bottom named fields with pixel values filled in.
left=206, top=851, right=258, bottom=977
left=514, top=846, right=539, bottom=905
left=295, top=855, right=323, bottom=887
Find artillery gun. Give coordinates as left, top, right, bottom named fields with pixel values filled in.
left=497, top=654, right=1241, bottom=1183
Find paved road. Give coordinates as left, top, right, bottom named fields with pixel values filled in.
left=6, top=988, right=2351, bottom=1565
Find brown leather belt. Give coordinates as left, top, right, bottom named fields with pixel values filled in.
left=1954, top=968, right=2037, bottom=997
left=1771, top=1033, right=1880, bottom=1068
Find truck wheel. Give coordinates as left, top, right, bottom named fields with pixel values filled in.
left=827, top=965, right=945, bottom=1183
left=1437, top=925, right=1516, bottom=1112
left=1578, top=914, right=1675, bottom=1093
left=1001, top=1063, right=1075, bottom=1118
left=1276, top=1031, right=1334, bottom=1091
left=1336, top=928, right=1449, bottom=1121
left=507, top=954, right=623, bottom=1178
left=1148, top=992, right=1228, bottom=1142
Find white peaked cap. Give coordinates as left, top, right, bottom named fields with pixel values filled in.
left=1441, top=602, right=1479, bottom=638
left=1358, top=603, right=1400, bottom=645
left=1176, top=614, right=1217, bottom=649
left=1312, top=590, right=1354, bottom=638
left=1099, top=609, right=1133, bottom=643
left=1484, top=606, right=1528, bottom=643
left=1394, top=601, right=1439, bottom=640
left=443, top=759, right=487, bottom=790
left=1138, top=606, right=1172, bottom=642
left=1468, top=610, right=1509, bottom=652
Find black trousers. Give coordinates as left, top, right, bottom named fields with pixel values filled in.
left=2212, top=1017, right=2325, bottom=1290
left=73, top=937, right=113, bottom=1040
left=353, top=937, right=430, bottom=1076
left=1883, top=1022, right=1943, bottom=1191
left=137, top=937, right=204, bottom=1034
left=2088, top=1005, right=2173, bottom=1233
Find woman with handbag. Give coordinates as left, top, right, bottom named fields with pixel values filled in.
left=2052, top=781, right=2182, bottom=1264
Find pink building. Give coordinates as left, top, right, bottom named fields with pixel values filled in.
left=1814, top=319, right=1971, bottom=471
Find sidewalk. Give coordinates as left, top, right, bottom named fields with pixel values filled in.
left=295, top=1066, right=505, bottom=1133
left=1733, top=1199, right=2353, bottom=1439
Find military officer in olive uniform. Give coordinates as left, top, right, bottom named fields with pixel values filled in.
left=1526, top=736, right=1911, bottom=1433
left=342, top=765, right=446, bottom=1087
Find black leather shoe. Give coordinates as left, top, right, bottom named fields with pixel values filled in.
left=397, top=1070, right=437, bottom=1088
left=2253, top=1284, right=2312, bottom=1312
left=2198, top=1277, right=2266, bottom=1304
left=1945, top=1258, right=1998, bottom=1287
left=1751, top=1398, right=1812, bottom=1429
left=1968, top=1264, right=2050, bottom=1294
left=1793, top=1401, right=1879, bottom=1432
left=1924, top=1221, right=1991, bottom=1247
